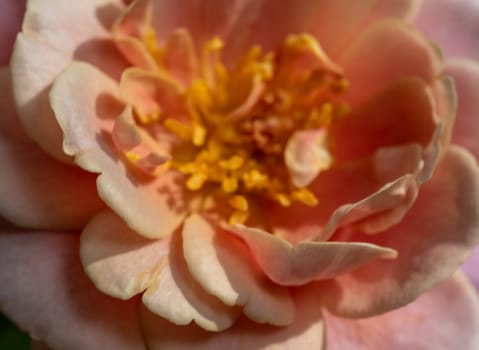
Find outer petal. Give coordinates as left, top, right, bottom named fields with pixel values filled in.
left=81, top=210, right=239, bottom=332
left=50, top=62, right=188, bottom=239
left=182, top=214, right=294, bottom=326
left=0, top=232, right=146, bottom=350
left=319, top=146, right=479, bottom=318
left=309, top=0, right=420, bottom=59
left=140, top=287, right=325, bottom=350
left=227, top=223, right=396, bottom=287
left=341, top=19, right=442, bottom=107
left=446, top=60, right=479, bottom=162
left=0, top=0, right=25, bottom=65
left=463, top=247, right=479, bottom=290
left=414, top=0, right=479, bottom=60
left=0, top=68, right=104, bottom=230
left=325, top=272, right=479, bottom=350
left=11, top=0, right=128, bottom=162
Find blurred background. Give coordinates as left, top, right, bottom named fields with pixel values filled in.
left=0, top=312, right=30, bottom=349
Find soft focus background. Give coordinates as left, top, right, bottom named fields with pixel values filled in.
left=0, top=313, right=29, bottom=349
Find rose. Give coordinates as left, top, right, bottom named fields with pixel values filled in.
left=1, top=1, right=479, bottom=350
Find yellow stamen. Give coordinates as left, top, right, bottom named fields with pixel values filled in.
left=292, top=188, right=318, bottom=206
left=222, top=177, right=239, bottom=193
left=228, top=195, right=249, bottom=212
left=229, top=210, right=249, bottom=225
left=163, top=118, right=192, bottom=140
left=126, top=27, right=352, bottom=223
left=187, top=173, right=208, bottom=191
left=192, top=123, right=207, bottom=146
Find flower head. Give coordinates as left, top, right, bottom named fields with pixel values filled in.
left=2, top=0, right=479, bottom=349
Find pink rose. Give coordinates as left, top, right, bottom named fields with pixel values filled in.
left=1, top=0, right=479, bottom=349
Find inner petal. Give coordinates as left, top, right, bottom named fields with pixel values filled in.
left=113, top=28, right=352, bottom=225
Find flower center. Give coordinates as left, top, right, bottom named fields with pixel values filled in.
left=117, top=29, right=349, bottom=224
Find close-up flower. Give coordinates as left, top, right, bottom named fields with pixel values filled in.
left=1, top=0, right=479, bottom=349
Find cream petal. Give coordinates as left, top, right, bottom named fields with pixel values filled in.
left=81, top=210, right=238, bottom=332
left=0, top=68, right=104, bottom=230
left=324, top=272, right=479, bottom=350
left=50, top=62, right=188, bottom=239
left=11, top=0, right=127, bottom=162
left=318, top=146, right=479, bottom=318
left=226, top=223, right=396, bottom=287
left=0, top=232, right=146, bottom=350
left=182, top=214, right=294, bottom=326
left=140, top=287, right=325, bottom=350
left=447, top=60, right=479, bottom=162
left=285, top=129, right=332, bottom=188
left=120, top=67, right=186, bottom=119
left=414, top=0, right=479, bottom=60
left=341, top=19, right=442, bottom=107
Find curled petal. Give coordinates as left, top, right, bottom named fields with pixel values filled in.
left=226, top=223, right=396, bottom=286
left=50, top=62, right=187, bottom=238
left=182, top=214, right=294, bottom=326
left=112, top=105, right=171, bottom=175
left=81, top=210, right=239, bottom=332
left=11, top=0, right=128, bottom=162
left=268, top=143, right=424, bottom=244
left=120, top=67, right=186, bottom=120
left=318, top=146, right=479, bottom=318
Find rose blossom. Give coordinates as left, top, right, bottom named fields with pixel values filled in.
left=1, top=0, right=479, bottom=349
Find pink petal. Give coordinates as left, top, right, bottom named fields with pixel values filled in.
left=114, top=0, right=263, bottom=62
left=447, top=60, right=479, bottom=162
left=11, top=0, right=128, bottom=162
left=140, top=287, right=325, bottom=350
left=50, top=62, right=188, bottom=239
left=81, top=210, right=238, bottom=331
left=341, top=19, right=442, bottom=107
left=0, top=232, right=146, bottom=350
left=309, top=0, right=420, bottom=59
left=414, top=0, right=479, bottom=60
left=325, top=272, right=479, bottom=350
left=331, top=77, right=436, bottom=161
left=0, top=0, right=25, bottom=65
left=0, top=68, right=104, bottom=230
left=120, top=67, right=186, bottom=118
left=463, top=246, right=479, bottom=290
left=267, top=143, right=425, bottom=244
left=227, top=223, right=396, bottom=287
left=318, top=146, right=479, bottom=318
left=182, top=214, right=294, bottom=326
